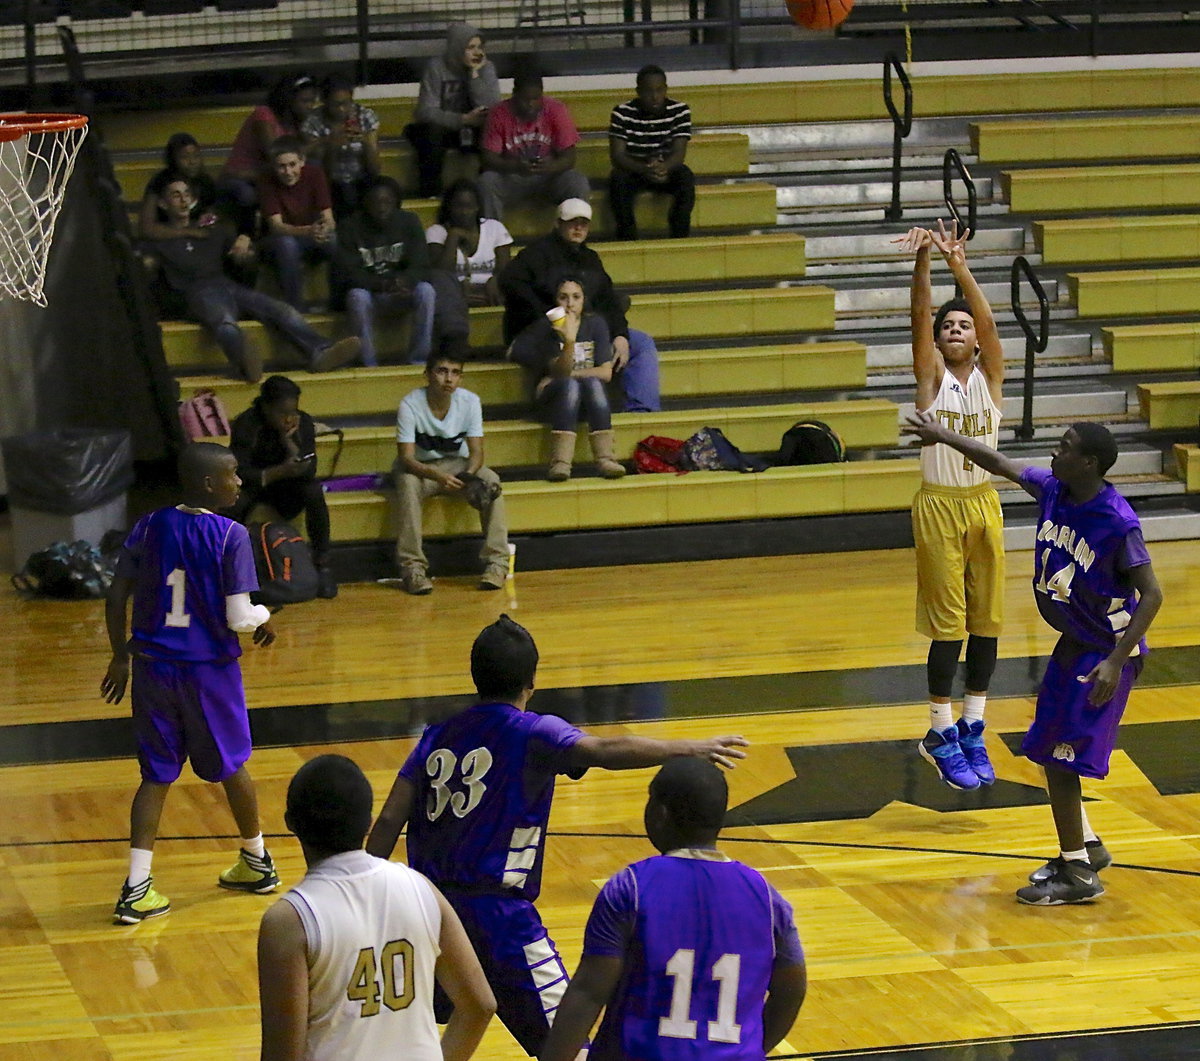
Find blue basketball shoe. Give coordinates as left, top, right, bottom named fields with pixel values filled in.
left=919, top=725, right=981, bottom=790
left=956, top=718, right=995, bottom=785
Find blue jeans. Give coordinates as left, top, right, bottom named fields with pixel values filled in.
left=186, top=281, right=331, bottom=373
left=262, top=233, right=334, bottom=310
left=345, top=283, right=435, bottom=366
left=620, top=329, right=661, bottom=412
left=538, top=376, right=612, bottom=432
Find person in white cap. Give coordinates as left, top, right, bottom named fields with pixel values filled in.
left=499, top=198, right=662, bottom=414
left=478, top=71, right=591, bottom=221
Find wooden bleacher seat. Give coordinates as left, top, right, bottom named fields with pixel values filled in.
left=1036, top=214, right=1200, bottom=266
left=1003, top=163, right=1200, bottom=214
left=1103, top=323, right=1200, bottom=373
left=973, top=113, right=1200, bottom=165
left=1069, top=266, right=1200, bottom=320
left=1137, top=380, right=1200, bottom=430
left=1172, top=444, right=1200, bottom=491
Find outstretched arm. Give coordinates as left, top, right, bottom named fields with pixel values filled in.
left=567, top=733, right=748, bottom=772
left=903, top=409, right=1025, bottom=483
left=930, top=219, right=1004, bottom=404
left=894, top=227, right=941, bottom=410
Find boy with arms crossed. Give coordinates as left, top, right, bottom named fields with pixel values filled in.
left=103, top=442, right=279, bottom=923
left=905, top=414, right=1163, bottom=904
left=896, top=220, right=1006, bottom=792
left=366, top=615, right=747, bottom=1055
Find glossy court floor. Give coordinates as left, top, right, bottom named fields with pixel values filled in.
left=2, top=542, right=1200, bottom=1061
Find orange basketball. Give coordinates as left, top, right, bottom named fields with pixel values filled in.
left=786, top=0, right=853, bottom=30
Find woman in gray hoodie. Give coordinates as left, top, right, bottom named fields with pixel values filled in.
left=405, top=23, right=501, bottom=198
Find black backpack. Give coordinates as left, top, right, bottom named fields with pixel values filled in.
left=11, top=540, right=113, bottom=599
left=776, top=421, right=845, bottom=466
left=247, top=521, right=319, bottom=606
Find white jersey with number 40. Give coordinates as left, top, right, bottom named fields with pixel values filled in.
left=282, top=850, right=443, bottom=1061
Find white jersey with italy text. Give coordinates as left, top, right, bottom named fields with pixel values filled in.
left=919, top=365, right=1002, bottom=488
left=282, top=850, right=443, bottom=1061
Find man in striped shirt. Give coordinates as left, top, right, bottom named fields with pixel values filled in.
left=608, top=65, right=695, bottom=241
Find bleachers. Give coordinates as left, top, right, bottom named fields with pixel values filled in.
left=1069, top=267, right=1200, bottom=319
left=972, top=114, right=1200, bottom=164
left=1173, top=444, right=1200, bottom=491
left=1103, top=323, right=1200, bottom=373
left=1137, top=381, right=1200, bottom=430
left=1002, top=163, right=1200, bottom=214
left=1035, top=215, right=1200, bottom=266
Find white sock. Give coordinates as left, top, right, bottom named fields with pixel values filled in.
left=128, top=847, right=154, bottom=887
left=962, top=693, right=987, bottom=725
left=242, top=833, right=266, bottom=859
left=929, top=701, right=954, bottom=732
left=1061, top=848, right=1089, bottom=864
left=1079, top=805, right=1099, bottom=844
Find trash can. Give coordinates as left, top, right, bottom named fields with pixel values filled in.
left=2, top=429, right=134, bottom=568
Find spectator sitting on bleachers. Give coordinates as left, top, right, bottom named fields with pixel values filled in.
left=336, top=176, right=470, bottom=367
left=508, top=276, right=626, bottom=482
left=139, top=133, right=227, bottom=241
left=303, top=72, right=381, bottom=220
left=478, top=71, right=590, bottom=222
left=392, top=350, right=510, bottom=595
left=609, top=65, right=695, bottom=241
left=146, top=177, right=360, bottom=383
left=258, top=136, right=337, bottom=311
left=228, top=375, right=337, bottom=599
left=405, top=22, right=500, bottom=199
left=499, top=198, right=661, bottom=412
left=426, top=178, right=513, bottom=307
left=220, top=73, right=319, bottom=234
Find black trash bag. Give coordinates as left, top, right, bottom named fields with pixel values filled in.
left=12, top=540, right=114, bottom=599
left=2, top=429, right=134, bottom=516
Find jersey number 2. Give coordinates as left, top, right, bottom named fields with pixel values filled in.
left=659, top=949, right=742, bottom=1044
left=346, top=939, right=415, bottom=1017
left=425, top=747, right=494, bottom=821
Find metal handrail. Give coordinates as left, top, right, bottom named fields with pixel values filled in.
left=1011, top=255, right=1050, bottom=441
left=943, top=148, right=977, bottom=241
left=883, top=52, right=913, bottom=222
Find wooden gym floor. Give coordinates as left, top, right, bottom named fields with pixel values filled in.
left=2, top=541, right=1200, bottom=1060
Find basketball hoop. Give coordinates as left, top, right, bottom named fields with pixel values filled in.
left=0, top=113, right=88, bottom=307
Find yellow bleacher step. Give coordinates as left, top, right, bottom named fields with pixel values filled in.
left=99, top=68, right=1200, bottom=152
left=177, top=340, right=866, bottom=418
left=1002, top=163, right=1200, bottom=214
left=290, top=398, right=899, bottom=477
left=1137, top=380, right=1200, bottom=430
left=1036, top=214, right=1200, bottom=265
left=1172, top=444, right=1200, bottom=491
left=113, top=132, right=751, bottom=201
left=1069, top=266, right=1200, bottom=319
left=324, top=459, right=923, bottom=540
left=1103, top=323, right=1200, bottom=373
left=160, top=285, right=836, bottom=370
left=973, top=113, right=1200, bottom=165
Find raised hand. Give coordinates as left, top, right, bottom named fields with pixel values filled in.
left=694, top=735, right=749, bottom=769
left=891, top=226, right=933, bottom=255
left=929, top=217, right=970, bottom=266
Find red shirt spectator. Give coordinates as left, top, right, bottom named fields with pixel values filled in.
left=258, top=163, right=332, bottom=227
left=482, top=95, right=579, bottom=164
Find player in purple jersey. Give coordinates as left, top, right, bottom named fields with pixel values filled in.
left=904, top=415, right=1163, bottom=906
left=102, top=442, right=282, bottom=924
left=366, top=615, right=749, bottom=1056
left=541, top=758, right=806, bottom=1061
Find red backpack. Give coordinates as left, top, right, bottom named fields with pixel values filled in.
left=635, top=435, right=689, bottom=474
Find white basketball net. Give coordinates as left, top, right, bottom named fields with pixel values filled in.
left=0, top=116, right=88, bottom=307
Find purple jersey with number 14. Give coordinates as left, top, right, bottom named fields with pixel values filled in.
left=398, top=701, right=585, bottom=899
left=116, top=506, right=258, bottom=662
left=584, top=852, right=804, bottom=1061
left=1019, top=466, right=1151, bottom=654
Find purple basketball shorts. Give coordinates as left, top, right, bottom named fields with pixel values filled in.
left=131, top=656, right=252, bottom=784
left=1021, top=638, right=1142, bottom=780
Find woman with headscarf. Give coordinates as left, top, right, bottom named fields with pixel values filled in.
left=404, top=23, right=500, bottom=198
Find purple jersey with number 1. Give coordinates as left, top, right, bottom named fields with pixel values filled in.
left=116, top=506, right=259, bottom=662
left=399, top=701, right=585, bottom=899
left=1019, top=466, right=1151, bottom=654
left=584, top=852, right=804, bottom=1061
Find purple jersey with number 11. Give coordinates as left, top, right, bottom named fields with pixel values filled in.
left=116, top=506, right=258, bottom=663
left=584, top=852, right=804, bottom=1061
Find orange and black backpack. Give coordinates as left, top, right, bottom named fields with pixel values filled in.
left=247, top=521, right=319, bottom=606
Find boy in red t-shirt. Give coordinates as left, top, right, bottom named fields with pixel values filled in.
left=478, top=72, right=590, bottom=221
left=258, top=136, right=337, bottom=310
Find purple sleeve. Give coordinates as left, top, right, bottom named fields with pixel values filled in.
left=114, top=517, right=147, bottom=579
left=1117, top=526, right=1151, bottom=573
left=769, top=884, right=805, bottom=966
left=583, top=867, right=637, bottom=957
left=1019, top=464, right=1052, bottom=500
left=222, top=522, right=259, bottom=595
left=528, top=711, right=586, bottom=774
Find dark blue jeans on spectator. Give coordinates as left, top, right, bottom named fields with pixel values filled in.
left=262, top=233, right=335, bottom=310
left=537, top=376, right=612, bottom=432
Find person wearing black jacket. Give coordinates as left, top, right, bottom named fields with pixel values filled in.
left=498, top=198, right=660, bottom=411
left=228, top=375, right=337, bottom=599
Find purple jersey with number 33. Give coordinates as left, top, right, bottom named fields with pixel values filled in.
left=584, top=853, right=804, bottom=1061
left=1019, top=467, right=1151, bottom=653
left=116, top=506, right=258, bottom=662
left=399, top=702, right=585, bottom=899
